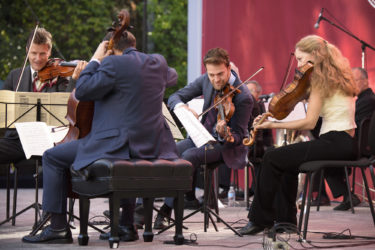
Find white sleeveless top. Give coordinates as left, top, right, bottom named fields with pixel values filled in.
left=319, top=92, right=356, bottom=135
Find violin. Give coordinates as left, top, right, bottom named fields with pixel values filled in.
left=214, top=84, right=241, bottom=142
left=56, top=9, right=131, bottom=145
left=243, top=62, right=314, bottom=146
left=38, top=58, right=76, bottom=82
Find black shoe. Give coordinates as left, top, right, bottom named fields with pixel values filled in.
left=239, top=221, right=265, bottom=235
left=184, top=198, right=200, bottom=210
left=99, top=225, right=139, bottom=242
left=333, top=194, right=361, bottom=211
left=154, top=204, right=172, bottom=230
left=22, top=226, right=73, bottom=244
left=311, top=195, right=331, bottom=206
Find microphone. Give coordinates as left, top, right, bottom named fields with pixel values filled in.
left=259, top=93, right=274, bottom=101
left=314, top=8, right=324, bottom=29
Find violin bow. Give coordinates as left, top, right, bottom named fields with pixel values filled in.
left=15, top=23, right=39, bottom=92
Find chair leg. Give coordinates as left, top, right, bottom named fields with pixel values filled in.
left=351, top=167, right=356, bottom=194
left=344, top=167, right=355, bottom=214
left=173, top=192, right=185, bottom=245
left=316, top=169, right=325, bottom=212
left=360, top=168, right=375, bottom=227
left=302, top=172, right=315, bottom=240
left=12, top=166, right=18, bottom=226
left=77, top=197, right=90, bottom=246
left=298, top=173, right=309, bottom=234
left=6, top=164, right=11, bottom=220
left=143, top=197, right=154, bottom=242
left=109, top=193, right=120, bottom=248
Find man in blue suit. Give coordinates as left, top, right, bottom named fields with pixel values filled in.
left=22, top=31, right=179, bottom=244
left=154, top=48, right=253, bottom=229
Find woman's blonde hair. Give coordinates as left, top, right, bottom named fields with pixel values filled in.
left=296, top=35, right=357, bottom=98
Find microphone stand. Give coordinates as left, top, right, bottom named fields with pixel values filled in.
left=319, top=16, right=375, bottom=69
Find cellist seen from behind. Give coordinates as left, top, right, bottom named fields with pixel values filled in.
left=239, top=35, right=358, bottom=235
left=22, top=29, right=179, bottom=243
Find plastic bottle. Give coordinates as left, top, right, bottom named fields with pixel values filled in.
left=227, top=186, right=236, bottom=207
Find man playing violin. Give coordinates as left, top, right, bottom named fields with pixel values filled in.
left=0, top=28, right=72, bottom=172
left=22, top=30, right=179, bottom=244
left=154, top=47, right=253, bottom=229
left=240, top=35, right=358, bottom=235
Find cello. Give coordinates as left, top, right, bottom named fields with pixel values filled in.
left=56, top=9, right=131, bottom=144
left=243, top=62, right=313, bottom=146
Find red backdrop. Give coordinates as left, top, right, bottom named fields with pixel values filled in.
left=202, top=0, right=375, bottom=92
left=201, top=0, right=375, bottom=200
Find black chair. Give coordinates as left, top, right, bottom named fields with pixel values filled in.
left=298, top=114, right=375, bottom=240
left=0, top=157, right=42, bottom=228
left=71, top=158, right=192, bottom=248
left=157, top=160, right=242, bottom=237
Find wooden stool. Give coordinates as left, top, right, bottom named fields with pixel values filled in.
left=71, top=158, right=192, bottom=248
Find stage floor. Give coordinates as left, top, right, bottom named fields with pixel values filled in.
left=0, top=189, right=375, bottom=250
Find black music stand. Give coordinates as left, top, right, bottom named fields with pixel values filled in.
left=0, top=98, right=67, bottom=228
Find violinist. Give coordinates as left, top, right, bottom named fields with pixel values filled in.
left=0, top=28, right=72, bottom=171
left=22, top=30, right=179, bottom=244
left=154, top=48, right=253, bottom=229
left=240, top=35, right=358, bottom=235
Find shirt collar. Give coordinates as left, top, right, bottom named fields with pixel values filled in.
left=228, top=72, right=235, bottom=85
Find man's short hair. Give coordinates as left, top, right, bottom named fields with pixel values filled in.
left=203, top=48, right=230, bottom=67
left=26, top=27, right=52, bottom=51
left=353, top=67, right=368, bottom=80
left=103, top=30, right=136, bottom=52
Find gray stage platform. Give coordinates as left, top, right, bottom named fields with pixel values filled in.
left=0, top=189, right=375, bottom=249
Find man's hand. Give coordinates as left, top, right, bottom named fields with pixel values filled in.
left=216, top=119, right=227, bottom=138
left=91, top=41, right=113, bottom=62
left=72, top=60, right=88, bottom=80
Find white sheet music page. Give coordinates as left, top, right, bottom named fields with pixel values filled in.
left=173, top=107, right=216, bottom=148
left=15, top=122, right=54, bottom=159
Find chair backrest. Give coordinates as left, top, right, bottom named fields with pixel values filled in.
left=368, top=111, right=375, bottom=157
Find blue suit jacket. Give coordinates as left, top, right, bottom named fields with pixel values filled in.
left=168, top=71, right=253, bottom=169
left=72, top=48, right=178, bottom=170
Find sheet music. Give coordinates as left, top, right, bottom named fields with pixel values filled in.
left=0, top=90, right=70, bottom=128
left=162, top=102, right=184, bottom=140
left=0, top=90, right=16, bottom=127
left=174, top=107, right=215, bottom=148
left=15, top=122, right=54, bottom=159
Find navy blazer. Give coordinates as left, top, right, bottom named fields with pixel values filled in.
left=72, top=48, right=178, bottom=170
left=168, top=71, right=253, bottom=169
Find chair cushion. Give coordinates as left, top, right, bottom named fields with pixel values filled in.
left=299, top=158, right=372, bottom=173
left=71, top=158, right=192, bottom=197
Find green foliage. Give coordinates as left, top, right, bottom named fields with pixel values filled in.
left=0, top=0, right=187, bottom=98
left=142, top=0, right=187, bottom=97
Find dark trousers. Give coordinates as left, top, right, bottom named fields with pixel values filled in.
left=42, top=139, right=135, bottom=224
left=249, top=131, right=357, bottom=227
left=0, top=137, right=25, bottom=164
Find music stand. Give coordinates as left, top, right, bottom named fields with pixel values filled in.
left=0, top=98, right=67, bottom=228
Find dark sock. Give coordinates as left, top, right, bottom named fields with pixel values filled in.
left=50, top=213, right=67, bottom=230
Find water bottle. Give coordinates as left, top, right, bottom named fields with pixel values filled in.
left=227, top=186, right=236, bottom=207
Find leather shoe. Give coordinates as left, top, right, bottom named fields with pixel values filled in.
left=22, top=226, right=73, bottom=244
left=334, top=194, right=361, bottom=211
left=99, top=225, right=139, bottom=242
left=239, top=221, right=265, bottom=235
